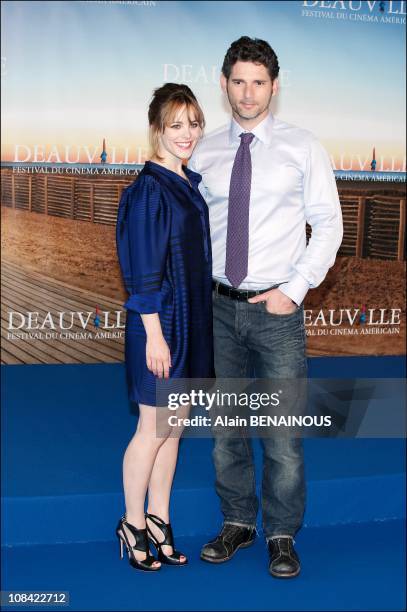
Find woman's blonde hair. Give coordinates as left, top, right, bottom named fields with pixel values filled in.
left=148, top=83, right=205, bottom=161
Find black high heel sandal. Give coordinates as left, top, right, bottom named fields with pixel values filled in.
left=145, top=512, right=188, bottom=566
left=116, top=515, right=161, bottom=572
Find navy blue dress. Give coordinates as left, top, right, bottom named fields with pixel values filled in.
left=116, top=160, right=215, bottom=406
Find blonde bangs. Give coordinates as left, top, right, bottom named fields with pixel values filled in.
left=160, top=100, right=205, bottom=131
left=148, top=85, right=205, bottom=161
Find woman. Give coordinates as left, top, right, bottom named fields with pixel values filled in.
left=115, top=83, right=214, bottom=571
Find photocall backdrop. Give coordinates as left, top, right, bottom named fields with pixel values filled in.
left=1, top=0, right=406, bottom=365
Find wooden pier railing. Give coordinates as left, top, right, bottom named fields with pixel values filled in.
left=1, top=167, right=406, bottom=260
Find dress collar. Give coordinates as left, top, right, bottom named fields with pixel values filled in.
left=183, top=164, right=203, bottom=185
left=144, top=160, right=202, bottom=187
left=228, top=111, right=274, bottom=148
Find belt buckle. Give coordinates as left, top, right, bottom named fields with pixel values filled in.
left=226, top=284, right=236, bottom=299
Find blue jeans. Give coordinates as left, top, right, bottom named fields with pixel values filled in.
left=212, top=288, right=307, bottom=539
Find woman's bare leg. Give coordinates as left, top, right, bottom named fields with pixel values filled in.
left=121, top=403, right=171, bottom=565
left=146, top=403, right=190, bottom=558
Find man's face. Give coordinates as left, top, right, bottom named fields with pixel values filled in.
left=221, top=60, right=277, bottom=123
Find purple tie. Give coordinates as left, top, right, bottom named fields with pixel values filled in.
left=225, top=132, right=255, bottom=288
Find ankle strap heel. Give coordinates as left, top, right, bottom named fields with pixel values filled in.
left=145, top=512, right=188, bottom=566
left=116, top=516, right=161, bottom=572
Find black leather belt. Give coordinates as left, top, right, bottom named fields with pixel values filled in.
left=212, top=280, right=280, bottom=301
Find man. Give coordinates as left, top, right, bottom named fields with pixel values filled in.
left=189, top=36, right=343, bottom=578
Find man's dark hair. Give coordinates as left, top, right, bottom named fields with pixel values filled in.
left=221, top=36, right=280, bottom=81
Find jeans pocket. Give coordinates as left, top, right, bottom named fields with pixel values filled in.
left=262, top=301, right=300, bottom=318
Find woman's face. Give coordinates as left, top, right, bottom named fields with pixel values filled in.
left=158, top=105, right=202, bottom=163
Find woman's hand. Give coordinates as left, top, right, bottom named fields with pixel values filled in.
left=146, top=333, right=172, bottom=378
left=140, top=313, right=172, bottom=378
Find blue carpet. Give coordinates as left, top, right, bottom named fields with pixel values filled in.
left=1, top=520, right=405, bottom=611
left=1, top=356, right=406, bottom=610
left=1, top=356, right=406, bottom=545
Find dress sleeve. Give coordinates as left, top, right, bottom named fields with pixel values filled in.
left=115, top=175, right=171, bottom=314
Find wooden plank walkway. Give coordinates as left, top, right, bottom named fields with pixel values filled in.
left=1, top=260, right=125, bottom=364
left=3, top=261, right=401, bottom=363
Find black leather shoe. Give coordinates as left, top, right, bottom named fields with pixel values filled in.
left=200, top=523, right=256, bottom=563
left=268, top=536, right=300, bottom=578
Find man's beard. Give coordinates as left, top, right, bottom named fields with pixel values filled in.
left=233, top=103, right=266, bottom=121
left=229, top=94, right=273, bottom=121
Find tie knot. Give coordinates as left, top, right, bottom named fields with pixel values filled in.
left=240, top=132, right=255, bottom=145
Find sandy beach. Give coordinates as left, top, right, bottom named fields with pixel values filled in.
left=2, top=206, right=405, bottom=357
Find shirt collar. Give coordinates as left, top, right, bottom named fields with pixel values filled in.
left=228, top=111, right=274, bottom=147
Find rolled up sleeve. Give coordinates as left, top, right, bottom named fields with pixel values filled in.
left=115, top=175, right=171, bottom=314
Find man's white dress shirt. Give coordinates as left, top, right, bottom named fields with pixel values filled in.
left=189, top=111, right=343, bottom=306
